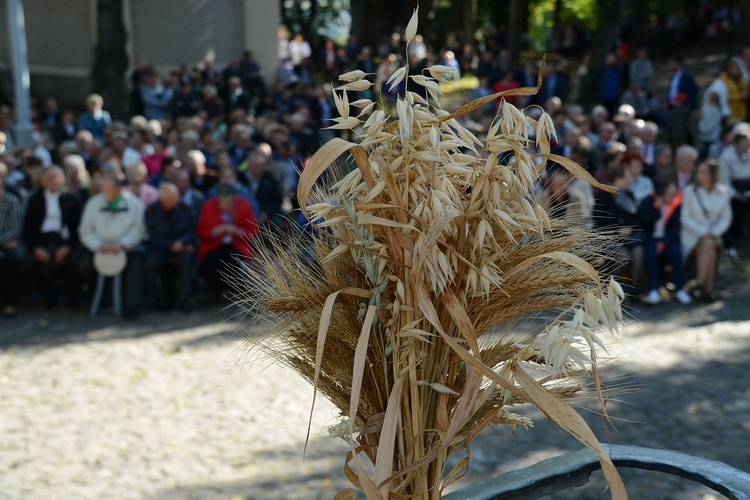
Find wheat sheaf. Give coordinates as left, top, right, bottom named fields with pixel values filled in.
left=233, top=7, right=628, bottom=499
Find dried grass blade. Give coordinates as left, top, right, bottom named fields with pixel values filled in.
left=512, top=365, right=628, bottom=499
left=357, top=213, right=418, bottom=231
left=415, top=282, right=445, bottom=335
left=538, top=153, right=616, bottom=193
left=305, top=288, right=373, bottom=454
left=504, top=250, right=601, bottom=288
left=348, top=304, right=382, bottom=499
left=374, top=377, right=404, bottom=496
left=298, top=137, right=357, bottom=220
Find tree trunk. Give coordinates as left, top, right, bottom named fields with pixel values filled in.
left=463, top=0, right=478, bottom=51
left=508, top=0, right=528, bottom=66
left=579, top=0, right=628, bottom=109
left=631, top=0, right=649, bottom=48
left=550, top=0, right=562, bottom=52
left=732, top=2, right=750, bottom=50
left=350, top=0, right=433, bottom=51
left=91, top=0, right=128, bottom=119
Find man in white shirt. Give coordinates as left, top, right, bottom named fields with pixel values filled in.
left=718, top=132, right=750, bottom=254
left=78, top=172, right=146, bottom=318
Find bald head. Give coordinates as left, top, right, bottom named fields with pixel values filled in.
left=159, top=182, right=181, bottom=210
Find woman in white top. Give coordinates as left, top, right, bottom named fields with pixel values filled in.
left=680, top=159, right=733, bottom=301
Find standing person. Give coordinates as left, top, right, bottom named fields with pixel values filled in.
left=703, top=67, right=731, bottom=120
left=667, top=56, right=699, bottom=111
left=599, top=53, right=624, bottom=117
left=139, top=71, right=172, bottom=121
left=0, top=162, right=23, bottom=318
left=197, top=184, right=258, bottom=302
left=720, top=59, right=748, bottom=121
left=77, top=172, right=146, bottom=319
left=697, top=92, right=724, bottom=161
left=681, top=160, right=733, bottom=301
left=77, top=94, right=112, bottom=140
left=288, top=32, right=312, bottom=80
left=23, top=166, right=82, bottom=309
left=629, top=47, right=655, bottom=94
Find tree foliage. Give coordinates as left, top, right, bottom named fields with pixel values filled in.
left=281, top=0, right=351, bottom=42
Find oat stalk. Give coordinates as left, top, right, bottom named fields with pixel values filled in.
left=234, top=10, right=627, bottom=499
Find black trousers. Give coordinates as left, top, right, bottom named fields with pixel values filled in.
left=0, top=248, right=22, bottom=307
left=203, top=244, right=242, bottom=300
left=145, top=250, right=195, bottom=306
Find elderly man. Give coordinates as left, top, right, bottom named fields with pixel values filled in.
left=0, top=162, right=22, bottom=318
left=78, top=172, right=146, bottom=318
left=242, top=151, right=284, bottom=228
left=175, top=167, right=205, bottom=225
left=145, top=182, right=196, bottom=312
left=23, top=166, right=82, bottom=308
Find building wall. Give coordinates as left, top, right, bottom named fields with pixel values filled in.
left=0, top=0, right=278, bottom=111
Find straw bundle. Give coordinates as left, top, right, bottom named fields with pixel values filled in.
left=235, top=8, right=627, bottom=499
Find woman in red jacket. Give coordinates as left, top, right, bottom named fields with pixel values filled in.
left=197, top=183, right=259, bottom=302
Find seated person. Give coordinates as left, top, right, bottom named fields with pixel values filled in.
left=593, top=165, right=645, bottom=299
left=175, top=166, right=205, bottom=225
left=622, top=151, right=654, bottom=203
left=537, top=164, right=591, bottom=229
left=23, top=166, right=82, bottom=308
left=145, top=183, right=196, bottom=312
left=77, top=172, right=146, bottom=318
left=206, top=167, right=261, bottom=217
left=680, top=160, right=733, bottom=301
left=124, top=162, right=159, bottom=208
left=197, top=183, right=259, bottom=302
left=241, top=151, right=284, bottom=228
left=0, top=161, right=23, bottom=318
left=638, top=178, right=692, bottom=305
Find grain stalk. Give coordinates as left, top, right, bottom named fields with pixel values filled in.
left=234, top=7, right=628, bottom=499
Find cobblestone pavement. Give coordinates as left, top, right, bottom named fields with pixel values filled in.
left=1, top=257, right=749, bottom=499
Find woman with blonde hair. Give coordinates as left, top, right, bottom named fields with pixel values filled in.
left=680, top=159, right=733, bottom=301
left=720, top=59, right=748, bottom=121
left=62, top=154, right=91, bottom=202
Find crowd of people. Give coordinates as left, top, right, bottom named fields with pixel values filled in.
left=0, top=12, right=749, bottom=319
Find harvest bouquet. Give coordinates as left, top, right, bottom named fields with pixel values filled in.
left=236, top=8, right=627, bottom=499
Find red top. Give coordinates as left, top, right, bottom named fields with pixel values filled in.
left=197, top=196, right=259, bottom=261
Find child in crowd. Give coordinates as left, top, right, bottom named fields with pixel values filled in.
left=639, top=179, right=692, bottom=305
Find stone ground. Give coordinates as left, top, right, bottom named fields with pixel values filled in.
left=2, top=43, right=748, bottom=500
left=1, top=249, right=749, bottom=499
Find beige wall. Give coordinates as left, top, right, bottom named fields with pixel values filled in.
left=243, top=0, right=280, bottom=85
left=0, top=0, right=279, bottom=109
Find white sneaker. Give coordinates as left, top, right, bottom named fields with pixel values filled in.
left=675, top=289, right=693, bottom=305
left=646, top=289, right=661, bottom=305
